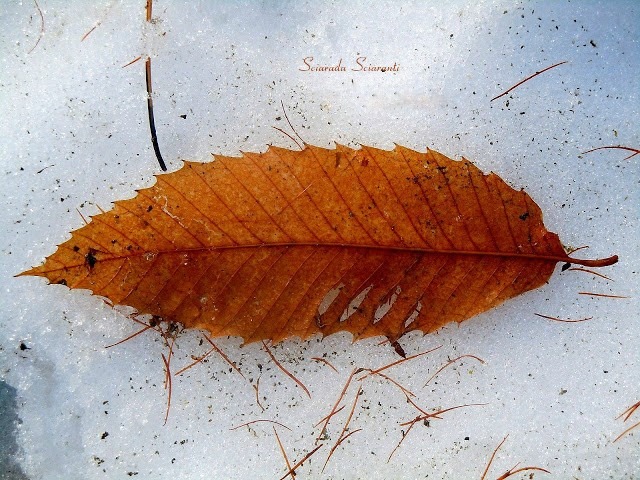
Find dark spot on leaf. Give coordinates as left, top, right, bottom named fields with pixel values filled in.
left=519, top=212, right=530, bottom=220
left=86, top=249, right=97, bottom=269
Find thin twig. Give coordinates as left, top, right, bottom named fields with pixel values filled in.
left=490, top=61, right=568, bottom=102
left=36, top=164, right=54, bottom=174
left=145, top=57, right=167, bottom=171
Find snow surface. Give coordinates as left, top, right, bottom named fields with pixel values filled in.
left=1, top=1, right=638, bottom=479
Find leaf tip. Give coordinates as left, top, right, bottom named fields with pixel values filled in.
left=15, top=264, right=46, bottom=279
left=393, top=143, right=419, bottom=156
left=266, top=144, right=292, bottom=157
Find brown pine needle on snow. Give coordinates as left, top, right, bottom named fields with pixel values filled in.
left=399, top=403, right=487, bottom=427
left=567, top=267, right=613, bottom=281
left=316, top=368, right=359, bottom=442
left=534, top=313, right=593, bottom=323
left=359, top=344, right=442, bottom=380
left=423, top=354, right=486, bottom=386
left=27, top=0, right=45, bottom=54
left=122, top=56, right=142, bottom=68
left=581, top=145, right=640, bottom=160
left=273, top=426, right=294, bottom=477
left=614, top=400, right=640, bottom=442
left=613, top=420, right=640, bottom=443
left=312, top=357, right=339, bottom=373
left=262, top=341, right=310, bottom=398
left=229, top=419, right=292, bottom=432
left=490, top=61, right=567, bottom=102
left=617, top=400, right=640, bottom=422
left=578, top=292, right=629, bottom=299
left=323, top=386, right=363, bottom=472
left=480, top=435, right=550, bottom=480
left=277, top=445, right=324, bottom=480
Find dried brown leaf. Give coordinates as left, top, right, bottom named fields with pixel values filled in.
left=20, top=144, right=617, bottom=345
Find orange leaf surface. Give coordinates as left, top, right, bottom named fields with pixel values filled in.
left=20, top=145, right=617, bottom=345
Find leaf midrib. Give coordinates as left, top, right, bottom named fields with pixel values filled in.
left=32, top=241, right=600, bottom=276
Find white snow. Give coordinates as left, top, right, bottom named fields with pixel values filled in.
left=1, top=1, right=638, bottom=479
